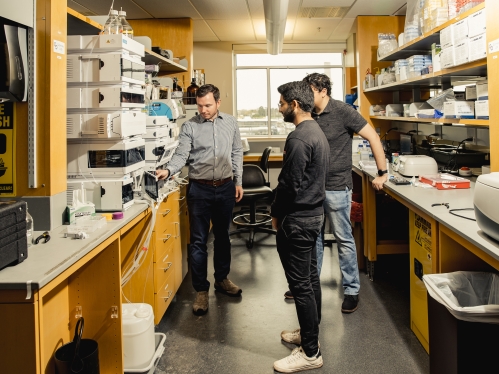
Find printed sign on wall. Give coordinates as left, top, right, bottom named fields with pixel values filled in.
left=0, top=103, right=15, bottom=196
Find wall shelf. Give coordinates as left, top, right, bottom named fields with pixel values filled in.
left=143, top=49, right=188, bottom=73
left=364, top=59, right=487, bottom=92
left=377, top=3, right=485, bottom=62
left=370, top=116, right=489, bottom=127
left=67, top=7, right=101, bottom=35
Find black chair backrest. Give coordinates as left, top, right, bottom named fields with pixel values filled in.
left=260, top=147, right=272, bottom=174
left=242, top=164, right=266, bottom=188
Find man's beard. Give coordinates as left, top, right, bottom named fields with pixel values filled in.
left=282, top=106, right=295, bottom=123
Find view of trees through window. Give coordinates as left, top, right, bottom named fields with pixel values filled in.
left=235, top=53, right=344, bottom=137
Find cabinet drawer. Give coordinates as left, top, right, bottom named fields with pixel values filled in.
left=154, top=242, right=175, bottom=292
left=155, top=192, right=180, bottom=233
left=154, top=270, right=175, bottom=324
left=154, top=224, right=176, bottom=262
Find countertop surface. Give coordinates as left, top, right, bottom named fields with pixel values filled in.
left=0, top=203, right=149, bottom=291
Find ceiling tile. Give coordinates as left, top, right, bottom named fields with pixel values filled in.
left=75, top=0, right=153, bottom=19
left=302, top=0, right=354, bottom=7
left=252, top=19, right=295, bottom=41
left=205, top=20, right=256, bottom=41
left=346, top=0, right=407, bottom=17
left=133, top=0, right=202, bottom=19
left=190, top=0, right=250, bottom=20
left=328, top=17, right=355, bottom=40
left=292, top=18, right=341, bottom=41
left=247, top=0, right=265, bottom=19
left=193, top=19, right=219, bottom=42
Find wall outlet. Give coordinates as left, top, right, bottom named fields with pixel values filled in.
left=271, top=147, right=281, bottom=153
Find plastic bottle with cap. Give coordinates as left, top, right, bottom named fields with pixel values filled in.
left=118, top=10, right=134, bottom=39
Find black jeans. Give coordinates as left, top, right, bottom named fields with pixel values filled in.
left=187, top=180, right=236, bottom=292
left=276, top=214, right=323, bottom=357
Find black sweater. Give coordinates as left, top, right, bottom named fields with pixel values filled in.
left=271, top=119, right=330, bottom=219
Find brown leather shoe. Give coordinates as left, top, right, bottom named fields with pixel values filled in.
left=214, top=279, right=242, bottom=297
left=193, top=291, right=209, bottom=315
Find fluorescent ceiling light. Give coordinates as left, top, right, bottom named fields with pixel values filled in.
left=263, top=0, right=289, bottom=55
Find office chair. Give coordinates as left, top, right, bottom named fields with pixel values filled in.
left=260, top=147, right=272, bottom=187
left=230, top=163, right=276, bottom=249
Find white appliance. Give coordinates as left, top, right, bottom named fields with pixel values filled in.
left=67, top=174, right=135, bottom=211
left=66, top=110, right=146, bottom=140
left=67, top=86, right=145, bottom=110
left=474, top=173, right=499, bottom=242
left=67, top=138, right=145, bottom=177
left=397, top=155, right=438, bottom=177
left=144, top=140, right=179, bottom=170
left=67, top=34, right=145, bottom=57
left=144, top=126, right=170, bottom=139
left=146, top=115, right=169, bottom=127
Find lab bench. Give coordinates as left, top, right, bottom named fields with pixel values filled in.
left=353, top=163, right=499, bottom=352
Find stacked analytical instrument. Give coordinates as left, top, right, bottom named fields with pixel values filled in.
left=66, top=34, right=147, bottom=212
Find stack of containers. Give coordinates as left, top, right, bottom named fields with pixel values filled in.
left=451, top=0, right=484, bottom=15
left=421, top=0, right=448, bottom=34
left=404, top=0, right=424, bottom=44
left=66, top=34, right=147, bottom=211
left=407, top=55, right=432, bottom=79
left=394, top=59, right=409, bottom=82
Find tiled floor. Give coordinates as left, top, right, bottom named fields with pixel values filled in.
left=154, top=231, right=429, bottom=374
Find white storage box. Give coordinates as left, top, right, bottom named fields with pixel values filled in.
left=125, top=333, right=166, bottom=374
left=122, top=303, right=155, bottom=370
left=441, top=47, right=456, bottom=69
left=409, top=102, right=432, bottom=117
left=443, top=101, right=475, bottom=119
left=67, top=110, right=146, bottom=140
left=475, top=100, right=489, bottom=119
left=386, top=104, right=404, bottom=117
left=67, top=34, right=145, bottom=57
left=476, top=81, right=488, bottom=100
left=452, top=19, right=469, bottom=45
left=440, top=26, right=454, bottom=49
left=467, top=9, right=486, bottom=38
left=67, top=138, right=145, bottom=177
left=454, top=39, right=470, bottom=66
left=67, top=175, right=135, bottom=211
left=67, top=86, right=145, bottom=110
left=465, top=86, right=477, bottom=100
left=67, top=53, right=145, bottom=85
left=469, top=34, right=487, bottom=62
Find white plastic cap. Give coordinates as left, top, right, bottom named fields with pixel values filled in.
left=135, top=306, right=151, bottom=318
left=119, top=10, right=126, bottom=16
left=110, top=9, right=119, bottom=15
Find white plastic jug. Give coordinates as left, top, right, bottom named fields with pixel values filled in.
left=122, top=303, right=155, bottom=369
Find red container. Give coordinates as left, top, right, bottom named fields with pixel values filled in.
left=419, top=173, right=470, bottom=190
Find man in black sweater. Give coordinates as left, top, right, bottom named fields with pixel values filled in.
left=271, top=81, right=330, bottom=373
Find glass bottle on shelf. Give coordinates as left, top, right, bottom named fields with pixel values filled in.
left=173, top=77, right=183, bottom=96
left=186, top=78, right=199, bottom=105
left=26, top=205, right=33, bottom=247
left=118, top=10, right=133, bottom=38
left=103, top=10, right=122, bottom=35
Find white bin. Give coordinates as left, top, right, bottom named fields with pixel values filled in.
left=122, top=303, right=155, bottom=369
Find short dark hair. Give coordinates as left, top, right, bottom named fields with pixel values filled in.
left=277, top=81, right=314, bottom=113
left=196, top=84, right=220, bottom=102
left=303, top=73, right=332, bottom=96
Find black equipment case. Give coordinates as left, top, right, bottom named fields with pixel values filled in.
left=0, top=201, right=28, bottom=270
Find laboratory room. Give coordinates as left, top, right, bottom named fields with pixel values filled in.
left=2, top=0, right=499, bottom=373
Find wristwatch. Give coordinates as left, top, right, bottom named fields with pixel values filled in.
left=378, top=169, right=388, bottom=176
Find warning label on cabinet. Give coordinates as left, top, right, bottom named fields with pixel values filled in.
left=414, top=213, right=432, bottom=253
left=0, top=103, right=15, bottom=196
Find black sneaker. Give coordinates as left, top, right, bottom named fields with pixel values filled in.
left=284, top=290, right=294, bottom=299
left=341, top=295, right=359, bottom=313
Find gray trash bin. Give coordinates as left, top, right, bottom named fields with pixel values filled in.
left=423, top=272, right=499, bottom=374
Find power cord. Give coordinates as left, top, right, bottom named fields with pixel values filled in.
left=443, top=137, right=473, bottom=172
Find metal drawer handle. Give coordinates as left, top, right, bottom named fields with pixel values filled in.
left=163, top=262, right=173, bottom=272
left=162, top=253, right=169, bottom=263
left=162, top=234, right=172, bottom=243
left=161, top=209, right=171, bottom=217
left=163, top=290, right=173, bottom=302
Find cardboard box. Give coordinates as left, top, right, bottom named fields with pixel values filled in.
left=440, top=26, right=454, bottom=49
left=476, top=81, right=488, bottom=100
left=452, top=19, right=469, bottom=44
left=465, top=85, right=477, bottom=100
left=475, top=100, right=489, bottom=119
left=469, top=33, right=487, bottom=62
left=440, top=47, right=456, bottom=69
left=467, top=9, right=486, bottom=38
left=443, top=101, right=475, bottom=119
left=454, top=39, right=470, bottom=66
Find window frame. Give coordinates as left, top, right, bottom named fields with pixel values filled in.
left=234, top=53, right=345, bottom=139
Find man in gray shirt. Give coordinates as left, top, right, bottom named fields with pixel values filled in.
left=157, top=84, right=244, bottom=316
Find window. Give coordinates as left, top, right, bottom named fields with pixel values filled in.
left=235, top=53, right=344, bottom=137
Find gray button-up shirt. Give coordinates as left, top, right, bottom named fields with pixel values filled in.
left=166, top=111, right=243, bottom=186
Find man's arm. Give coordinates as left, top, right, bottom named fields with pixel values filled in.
left=231, top=121, right=244, bottom=202
left=157, top=122, right=193, bottom=180
left=358, top=124, right=387, bottom=190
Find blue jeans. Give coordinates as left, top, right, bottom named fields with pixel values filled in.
left=276, top=214, right=323, bottom=357
left=187, top=180, right=236, bottom=292
left=316, top=187, right=360, bottom=296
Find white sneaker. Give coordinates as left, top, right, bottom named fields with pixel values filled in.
left=273, top=346, right=323, bottom=373
left=281, top=328, right=301, bottom=345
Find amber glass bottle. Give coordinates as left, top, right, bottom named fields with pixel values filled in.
left=186, top=78, right=199, bottom=105
left=172, top=77, right=183, bottom=100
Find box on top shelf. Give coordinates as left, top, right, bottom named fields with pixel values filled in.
left=467, top=8, right=486, bottom=38
left=469, top=33, right=487, bottom=62
left=454, top=39, right=470, bottom=66
left=440, top=25, right=454, bottom=49
left=67, top=53, right=145, bottom=86
left=452, top=18, right=469, bottom=44
left=443, top=100, right=475, bottom=119
left=419, top=173, right=470, bottom=190
left=66, top=110, right=146, bottom=140
left=67, top=35, right=145, bottom=57
left=475, top=100, right=489, bottom=119
left=465, top=85, right=477, bottom=100
left=476, top=80, right=488, bottom=100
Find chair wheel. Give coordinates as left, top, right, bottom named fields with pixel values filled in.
left=246, top=239, right=254, bottom=249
